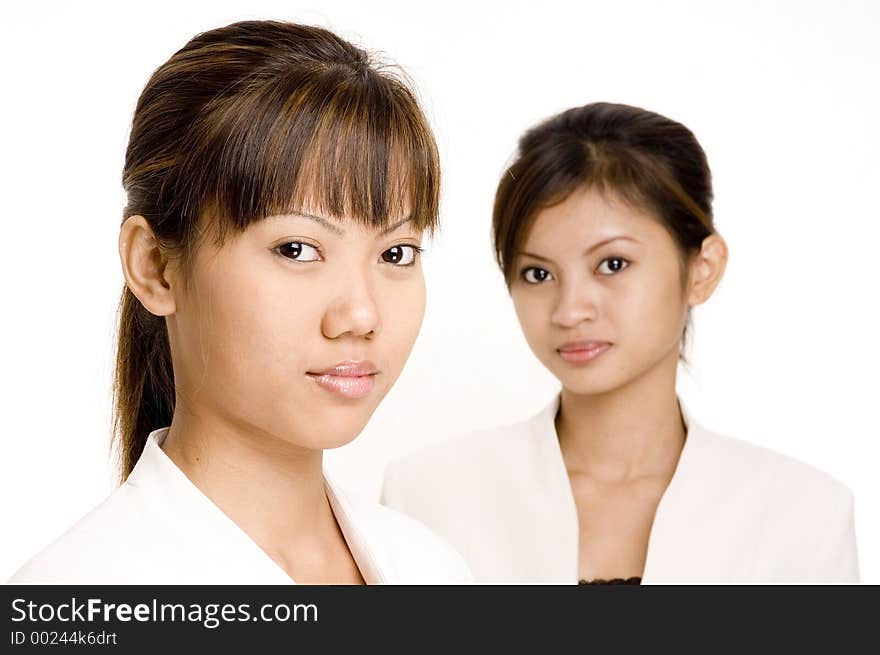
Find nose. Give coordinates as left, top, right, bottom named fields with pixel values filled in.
left=321, top=270, right=381, bottom=340
left=550, top=277, right=598, bottom=328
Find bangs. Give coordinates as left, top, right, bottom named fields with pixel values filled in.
left=494, top=138, right=712, bottom=284
left=178, top=64, right=440, bottom=244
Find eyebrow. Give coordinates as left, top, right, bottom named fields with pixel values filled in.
left=291, top=211, right=345, bottom=236
left=517, top=236, right=640, bottom=262
left=378, top=216, right=415, bottom=236
left=286, top=212, right=414, bottom=237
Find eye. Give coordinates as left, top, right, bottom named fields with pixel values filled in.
left=274, top=241, right=321, bottom=262
left=522, top=267, right=553, bottom=284
left=380, top=244, right=421, bottom=266
left=596, top=257, right=629, bottom=275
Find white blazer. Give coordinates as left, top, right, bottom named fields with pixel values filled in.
left=10, top=427, right=471, bottom=585
left=382, top=395, right=859, bottom=584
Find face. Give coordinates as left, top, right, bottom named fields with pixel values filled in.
left=509, top=186, right=693, bottom=396
left=165, top=207, right=426, bottom=450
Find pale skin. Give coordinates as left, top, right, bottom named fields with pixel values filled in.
left=509, top=185, right=728, bottom=581
left=118, top=207, right=426, bottom=584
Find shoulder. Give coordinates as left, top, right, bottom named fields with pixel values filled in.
left=335, top=487, right=472, bottom=584
left=683, top=420, right=857, bottom=558
left=679, top=421, right=859, bottom=581
left=381, top=403, right=562, bottom=525
left=689, top=421, right=853, bottom=507
left=384, top=413, right=539, bottom=491
left=8, top=483, right=154, bottom=584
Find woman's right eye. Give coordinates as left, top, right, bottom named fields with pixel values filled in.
left=521, top=267, right=553, bottom=284
left=274, top=241, right=321, bottom=262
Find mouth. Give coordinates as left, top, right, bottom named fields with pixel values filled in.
left=306, top=360, right=379, bottom=399
left=556, top=340, right=612, bottom=365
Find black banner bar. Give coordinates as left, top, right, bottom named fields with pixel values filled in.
left=2, top=585, right=875, bottom=651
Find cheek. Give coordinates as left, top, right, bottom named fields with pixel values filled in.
left=180, top=258, right=322, bottom=392
left=619, top=267, right=688, bottom=348
left=218, top=272, right=305, bottom=357
left=378, top=272, right=426, bottom=360
left=511, top=291, right=551, bottom=351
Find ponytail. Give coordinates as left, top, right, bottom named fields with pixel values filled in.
left=112, top=287, right=175, bottom=481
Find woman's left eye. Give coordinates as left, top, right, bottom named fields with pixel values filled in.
left=596, top=257, right=630, bottom=275
left=380, top=244, right=421, bottom=266
left=275, top=241, right=322, bottom=262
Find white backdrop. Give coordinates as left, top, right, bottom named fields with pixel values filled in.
left=2, top=0, right=877, bottom=582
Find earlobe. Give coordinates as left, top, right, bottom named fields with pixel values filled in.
left=118, top=216, right=177, bottom=316
left=687, top=234, right=728, bottom=306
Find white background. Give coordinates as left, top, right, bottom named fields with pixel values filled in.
left=2, top=0, right=878, bottom=582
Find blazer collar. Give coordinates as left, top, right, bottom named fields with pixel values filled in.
left=126, top=427, right=384, bottom=584
left=527, top=392, right=704, bottom=584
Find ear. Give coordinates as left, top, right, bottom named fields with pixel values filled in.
left=118, top=216, right=177, bottom=316
left=686, top=234, right=728, bottom=306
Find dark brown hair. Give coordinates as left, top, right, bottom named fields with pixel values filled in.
left=114, top=20, right=440, bottom=480
left=492, top=101, right=715, bottom=286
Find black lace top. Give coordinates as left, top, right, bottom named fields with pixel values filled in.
left=578, top=576, right=642, bottom=585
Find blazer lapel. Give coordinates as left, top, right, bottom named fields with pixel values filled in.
left=324, top=473, right=386, bottom=584
left=522, top=395, right=580, bottom=583
left=127, top=429, right=297, bottom=584
left=641, top=409, right=756, bottom=583
left=535, top=396, right=736, bottom=584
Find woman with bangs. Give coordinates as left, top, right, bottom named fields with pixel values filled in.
left=383, top=102, right=859, bottom=584
left=10, top=20, right=470, bottom=584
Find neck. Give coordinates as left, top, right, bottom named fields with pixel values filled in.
left=159, top=405, right=338, bottom=567
left=555, top=348, right=686, bottom=482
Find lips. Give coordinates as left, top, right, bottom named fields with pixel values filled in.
left=557, top=340, right=611, bottom=364
left=306, top=360, right=378, bottom=399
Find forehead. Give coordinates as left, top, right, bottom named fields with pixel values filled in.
left=523, top=186, right=668, bottom=251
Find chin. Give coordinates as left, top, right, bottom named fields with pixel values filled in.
left=558, top=376, right=629, bottom=397
left=279, top=427, right=363, bottom=451
left=301, top=433, right=361, bottom=451
left=551, top=349, right=674, bottom=398
left=294, top=407, right=375, bottom=451
left=547, top=359, right=634, bottom=397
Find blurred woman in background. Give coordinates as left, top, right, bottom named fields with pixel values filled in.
left=383, top=102, right=858, bottom=584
